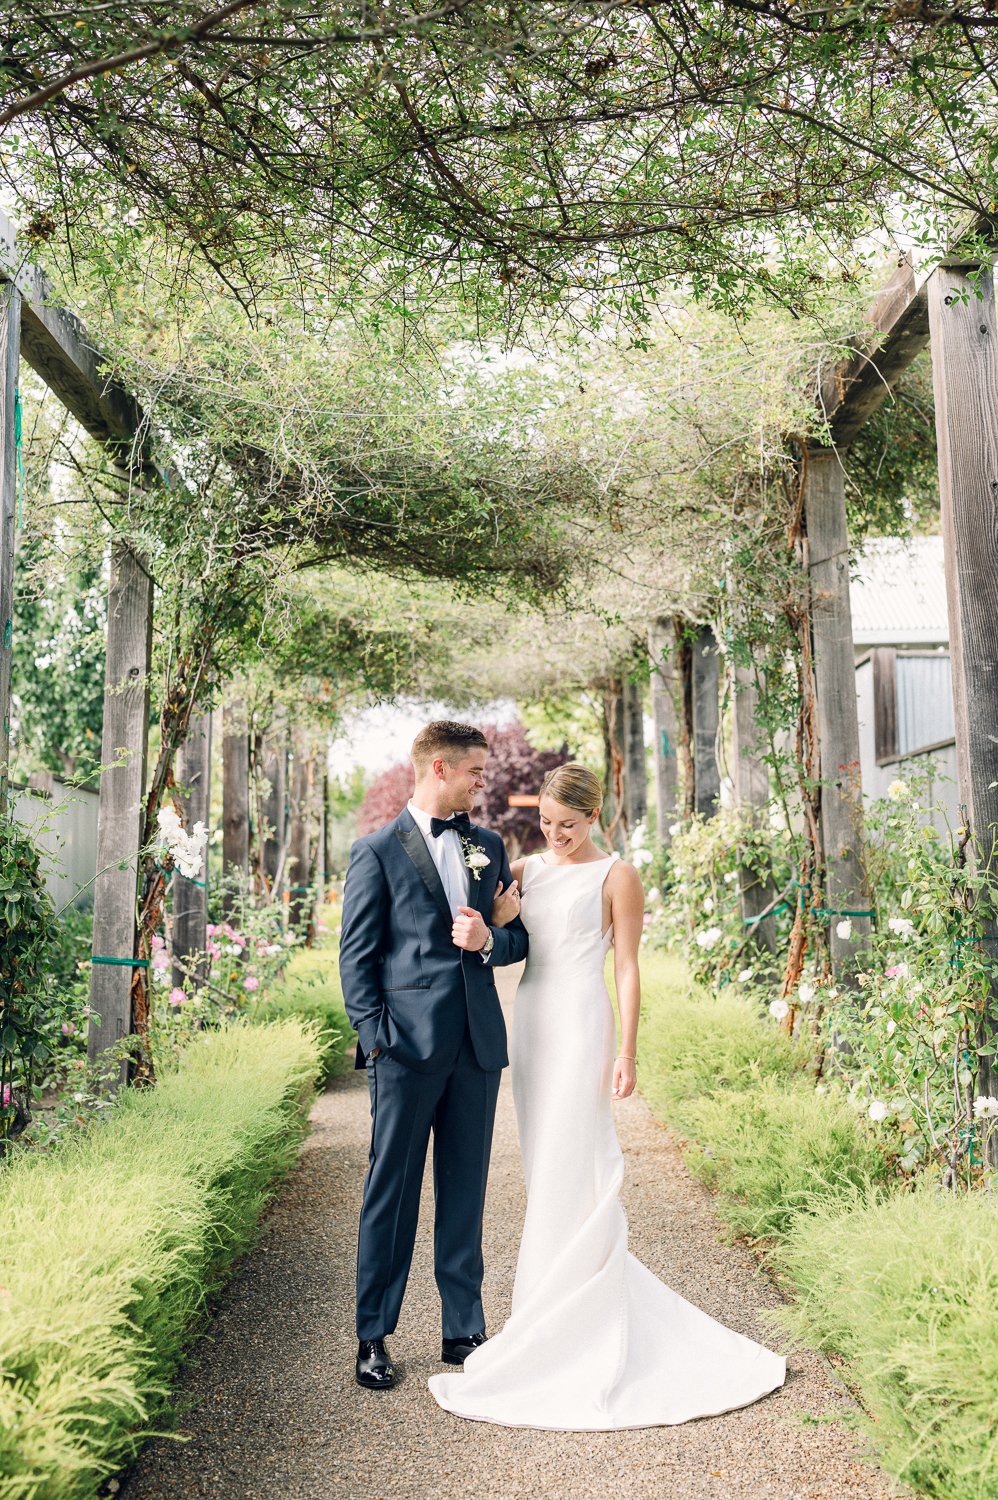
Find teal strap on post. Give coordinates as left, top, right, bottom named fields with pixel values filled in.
left=92, top=956, right=149, bottom=968
left=743, top=900, right=792, bottom=925
left=815, top=907, right=874, bottom=918
left=174, top=873, right=208, bottom=888
left=289, top=884, right=312, bottom=894
left=13, top=385, right=23, bottom=527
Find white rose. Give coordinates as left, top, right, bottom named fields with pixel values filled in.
left=868, top=1099, right=890, bottom=1122
left=888, top=916, right=916, bottom=940
left=769, top=998, right=789, bottom=1021
left=737, top=968, right=754, bottom=984
left=694, top=926, right=723, bottom=950
left=723, top=871, right=737, bottom=884
left=702, top=896, right=715, bottom=914
left=798, top=982, right=815, bottom=1004
left=973, top=1096, right=998, bottom=1119
left=835, top=918, right=852, bottom=941
left=887, top=779, right=910, bottom=802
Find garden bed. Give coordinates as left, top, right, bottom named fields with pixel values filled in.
left=0, top=1019, right=321, bottom=1500
left=638, top=951, right=998, bottom=1500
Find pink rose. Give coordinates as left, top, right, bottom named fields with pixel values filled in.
left=243, top=975, right=260, bottom=992
left=168, top=987, right=186, bottom=1007
left=61, top=1021, right=76, bottom=1036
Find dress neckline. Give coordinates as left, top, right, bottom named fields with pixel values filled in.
left=534, top=850, right=618, bottom=870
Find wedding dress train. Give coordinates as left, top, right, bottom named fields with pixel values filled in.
left=428, top=851, right=786, bottom=1431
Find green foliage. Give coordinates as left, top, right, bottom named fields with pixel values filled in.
left=0, top=1019, right=320, bottom=1499
left=7, top=3, right=995, bottom=329
left=252, top=940, right=354, bottom=1086
left=816, top=776, right=998, bottom=1184
left=638, top=952, right=892, bottom=1240
left=777, top=1190, right=998, bottom=1500
left=682, top=1082, right=895, bottom=1241
left=637, top=950, right=802, bottom=1123
left=0, top=814, right=58, bottom=1141
left=647, top=810, right=795, bottom=984
left=11, top=532, right=106, bottom=781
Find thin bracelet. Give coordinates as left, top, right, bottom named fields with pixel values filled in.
left=617, top=1053, right=637, bottom=1062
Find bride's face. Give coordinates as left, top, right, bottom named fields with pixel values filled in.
left=538, top=796, right=597, bottom=857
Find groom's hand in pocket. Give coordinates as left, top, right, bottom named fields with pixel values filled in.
left=452, top=906, right=489, bottom=951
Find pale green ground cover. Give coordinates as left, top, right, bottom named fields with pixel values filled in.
left=0, top=1019, right=321, bottom=1500
left=251, top=928, right=354, bottom=1084
left=637, top=950, right=998, bottom=1500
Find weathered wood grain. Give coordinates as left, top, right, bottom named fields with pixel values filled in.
left=222, top=702, right=250, bottom=904
left=691, top=624, right=720, bottom=818
left=88, top=543, right=153, bottom=1082
left=806, top=449, right=872, bottom=968
left=732, top=663, right=777, bottom=952
left=171, top=710, right=212, bottom=991
left=622, top=673, right=648, bottom=833
left=928, top=263, right=998, bottom=1113
left=0, top=285, right=19, bottom=811
left=648, top=617, right=679, bottom=844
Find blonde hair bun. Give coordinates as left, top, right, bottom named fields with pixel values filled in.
left=539, top=762, right=603, bottom=816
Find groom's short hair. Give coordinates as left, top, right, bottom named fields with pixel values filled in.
left=412, top=720, right=489, bottom=772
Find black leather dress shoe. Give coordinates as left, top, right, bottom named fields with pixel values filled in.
left=356, top=1338, right=396, bottom=1389
left=441, top=1331, right=488, bottom=1366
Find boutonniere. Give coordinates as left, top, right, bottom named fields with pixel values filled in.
left=459, top=835, right=491, bottom=881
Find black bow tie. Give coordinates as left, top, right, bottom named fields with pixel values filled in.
left=430, top=812, right=472, bottom=838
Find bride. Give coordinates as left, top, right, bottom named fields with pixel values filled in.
left=428, top=762, right=786, bottom=1431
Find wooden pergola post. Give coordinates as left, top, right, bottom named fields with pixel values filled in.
left=928, top=261, right=998, bottom=1115
left=622, top=672, right=648, bottom=834
left=288, top=727, right=313, bottom=935
left=732, top=663, right=777, bottom=953
left=691, top=624, right=721, bottom=819
left=261, top=713, right=287, bottom=901
left=648, top=617, right=680, bottom=845
left=88, top=543, right=153, bottom=1084
left=222, top=701, right=249, bottom=907
left=0, top=284, right=19, bottom=812
left=171, top=709, right=212, bottom=992
left=805, top=448, right=872, bottom=970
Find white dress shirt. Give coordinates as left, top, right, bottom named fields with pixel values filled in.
left=407, top=800, right=471, bottom=917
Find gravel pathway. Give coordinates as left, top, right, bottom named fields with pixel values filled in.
left=122, top=970, right=903, bottom=1500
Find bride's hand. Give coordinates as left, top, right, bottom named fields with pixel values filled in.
left=612, top=1056, right=636, bottom=1099
left=491, top=879, right=520, bottom=928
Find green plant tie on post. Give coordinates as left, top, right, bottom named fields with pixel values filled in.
left=13, top=385, right=23, bottom=527
left=91, top=956, right=149, bottom=968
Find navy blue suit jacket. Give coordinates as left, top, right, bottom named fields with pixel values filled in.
left=339, top=808, right=529, bottom=1074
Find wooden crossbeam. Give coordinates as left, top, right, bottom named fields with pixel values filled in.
left=0, top=208, right=149, bottom=463
left=823, top=216, right=997, bottom=446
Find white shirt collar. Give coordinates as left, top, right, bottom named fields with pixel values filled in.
left=407, top=800, right=451, bottom=836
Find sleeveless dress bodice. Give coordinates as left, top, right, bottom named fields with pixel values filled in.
left=429, top=849, right=786, bottom=1431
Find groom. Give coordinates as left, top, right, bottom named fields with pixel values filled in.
left=339, top=720, right=528, bottom=1390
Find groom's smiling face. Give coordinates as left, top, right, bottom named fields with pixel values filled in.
left=440, top=750, right=488, bottom=815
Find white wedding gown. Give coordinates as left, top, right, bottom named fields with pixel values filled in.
left=428, top=851, right=786, bottom=1431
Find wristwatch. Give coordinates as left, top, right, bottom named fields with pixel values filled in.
left=481, top=929, right=495, bottom=958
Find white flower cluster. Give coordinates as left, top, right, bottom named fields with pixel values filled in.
left=156, top=805, right=208, bottom=880
left=887, top=916, right=916, bottom=940
left=629, top=820, right=654, bottom=869
left=695, top=926, right=723, bottom=950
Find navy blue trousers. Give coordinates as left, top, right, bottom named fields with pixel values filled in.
left=356, top=1029, right=502, bottom=1340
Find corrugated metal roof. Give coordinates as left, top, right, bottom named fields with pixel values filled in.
left=850, top=535, right=949, bottom=646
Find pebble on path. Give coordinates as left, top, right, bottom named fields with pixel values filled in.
left=122, top=968, right=906, bottom=1500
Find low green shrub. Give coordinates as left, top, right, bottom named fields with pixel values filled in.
left=0, top=1019, right=321, bottom=1499
left=253, top=938, right=354, bottom=1085
left=682, top=1080, right=895, bottom=1239
left=777, top=1190, right=998, bottom=1500
left=637, top=949, right=803, bottom=1127
left=637, top=953, right=892, bottom=1240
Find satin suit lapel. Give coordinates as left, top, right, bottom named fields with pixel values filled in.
left=395, top=810, right=453, bottom=927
